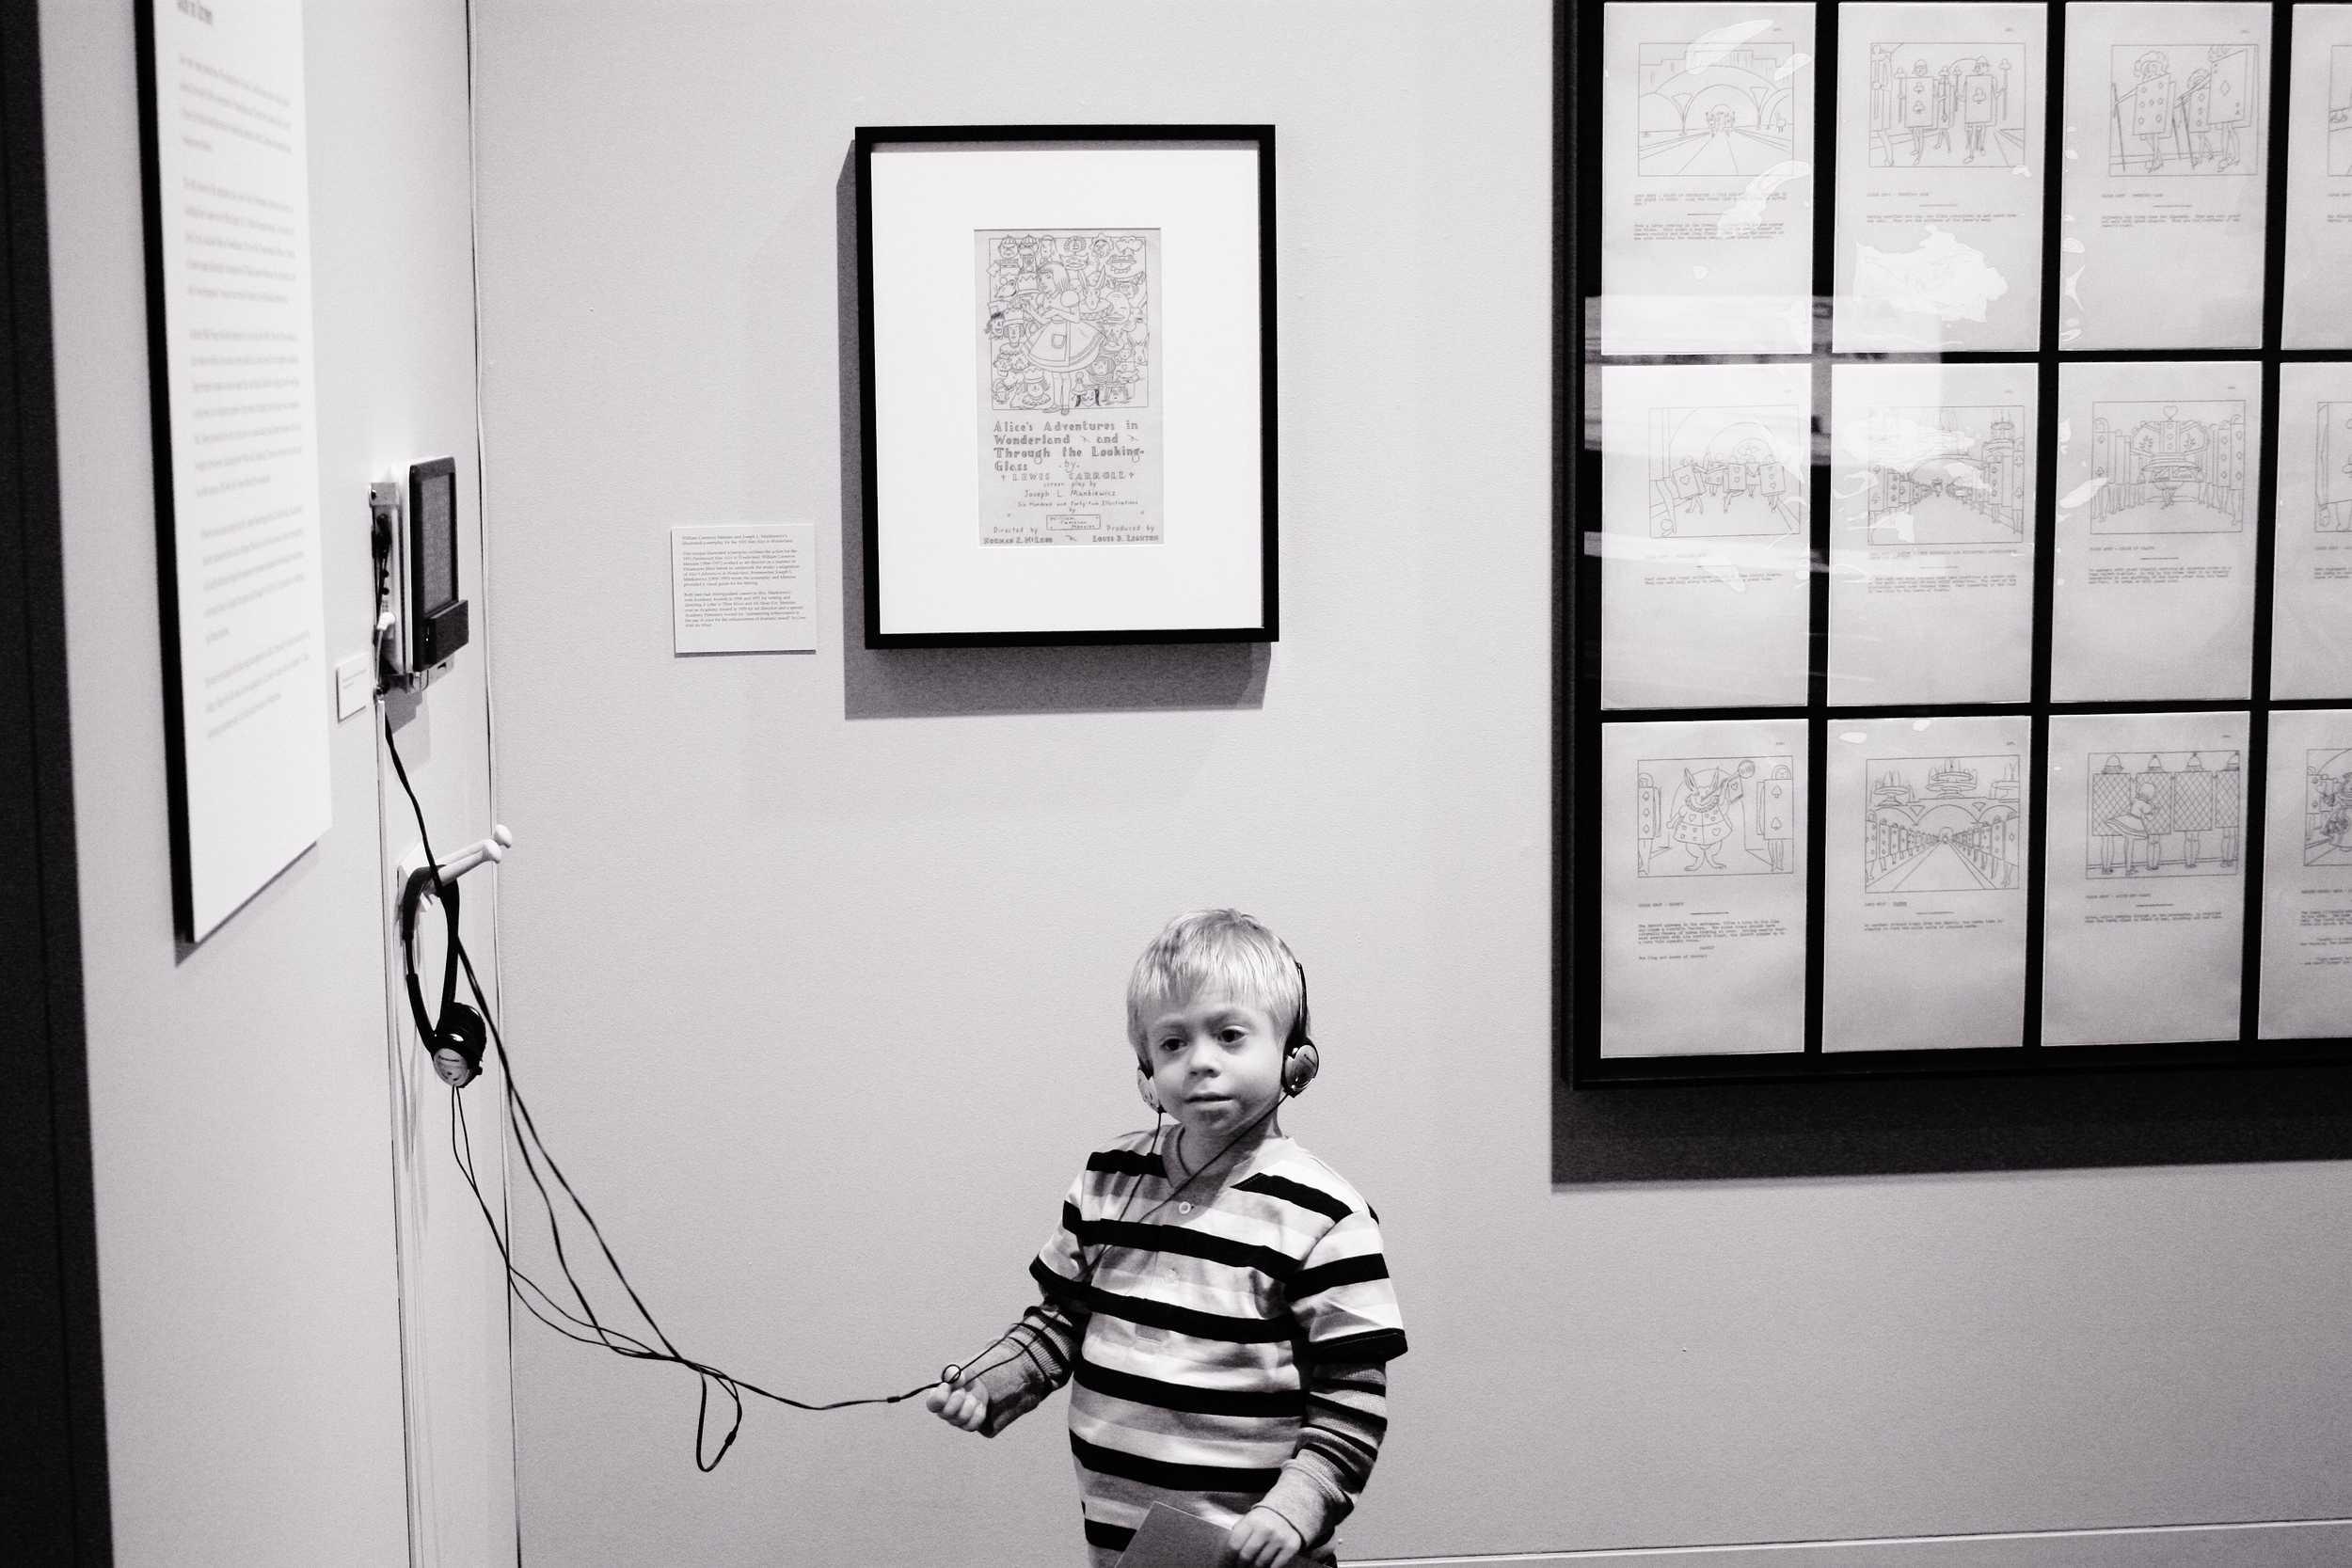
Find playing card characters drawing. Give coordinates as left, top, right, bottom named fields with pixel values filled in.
left=2085, top=751, right=2244, bottom=878
left=1646, top=405, right=1805, bottom=539
left=2107, top=43, right=2257, bottom=177
left=1866, top=42, right=2027, bottom=170
left=974, top=229, right=1165, bottom=546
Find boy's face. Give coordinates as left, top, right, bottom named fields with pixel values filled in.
left=1138, top=990, right=1288, bottom=1145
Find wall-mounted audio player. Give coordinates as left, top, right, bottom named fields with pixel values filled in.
left=372, top=456, right=469, bottom=691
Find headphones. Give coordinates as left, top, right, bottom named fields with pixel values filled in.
left=1135, top=958, right=1320, bottom=1114
left=401, top=864, right=486, bottom=1089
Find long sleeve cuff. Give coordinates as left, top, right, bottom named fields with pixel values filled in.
left=1257, top=1450, right=1353, bottom=1549
left=964, top=1302, right=1084, bottom=1439
left=968, top=1349, right=1047, bottom=1439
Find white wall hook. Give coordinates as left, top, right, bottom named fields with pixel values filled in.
left=436, top=823, right=515, bottom=885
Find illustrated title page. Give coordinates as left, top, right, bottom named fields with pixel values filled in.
left=976, top=229, right=1164, bottom=546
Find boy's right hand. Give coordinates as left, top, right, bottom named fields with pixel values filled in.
left=926, top=1364, right=990, bottom=1433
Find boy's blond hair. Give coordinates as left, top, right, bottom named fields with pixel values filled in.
left=1125, top=909, right=1304, bottom=1058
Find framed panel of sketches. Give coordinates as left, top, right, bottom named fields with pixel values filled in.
left=1564, top=3, right=2352, bottom=1089
left=854, top=126, right=1277, bottom=646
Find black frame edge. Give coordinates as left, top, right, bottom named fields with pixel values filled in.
left=1563, top=2, right=2352, bottom=1101
left=854, top=124, right=1279, bottom=649
left=133, top=0, right=194, bottom=944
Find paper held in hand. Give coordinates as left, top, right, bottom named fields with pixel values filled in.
left=1116, top=1501, right=1236, bottom=1568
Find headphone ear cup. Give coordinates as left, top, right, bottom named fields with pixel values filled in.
left=435, top=1003, right=487, bottom=1087
left=1283, top=1037, right=1320, bottom=1098
left=1136, top=1068, right=1162, bottom=1115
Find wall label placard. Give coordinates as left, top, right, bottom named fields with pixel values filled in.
left=136, top=0, right=330, bottom=942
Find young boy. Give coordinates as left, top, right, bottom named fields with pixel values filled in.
left=929, top=910, right=1406, bottom=1568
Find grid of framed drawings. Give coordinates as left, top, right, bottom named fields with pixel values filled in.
left=1570, top=1, right=2352, bottom=1084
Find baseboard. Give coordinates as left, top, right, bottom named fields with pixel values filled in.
left=1343, top=1517, right=2352, bottom=1567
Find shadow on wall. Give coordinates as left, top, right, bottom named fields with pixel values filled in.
left=831, top=147, right=1270, bottom=721
left=1553, top=1056, right=2352, bottom=1182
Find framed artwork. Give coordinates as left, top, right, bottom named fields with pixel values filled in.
left=1566, top=2, right=2352, bottom=1087
left=853, top=125, right=1278, bottom=646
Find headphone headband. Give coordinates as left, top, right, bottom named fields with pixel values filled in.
left=403, top=868, right=485, bottom=1087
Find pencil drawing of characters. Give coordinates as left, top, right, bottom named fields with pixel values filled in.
left=1668, top=764, right=1741, bottom=870
left=1636, top=757, right=1796, bottom=878
left=2108, top=43, right=2256, bottom=177
left=2307, top=750, right=2352, bottom=865
left=1867, top=43, right=2025, bottom=170
left=1646, top=405, right=1804, bottom=539
left=974, top=229, right=1165, bottom=546
left=1865, top=405, right=2026, bottom=545
left=981, top=231, right=1152, bottom=416
left=2087, top=752, right=2241, bottom=877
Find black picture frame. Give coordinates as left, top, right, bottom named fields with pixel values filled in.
left=853, top=125, right=1279, bottom=648
left=1564, top=2, right=2352, bottom=1088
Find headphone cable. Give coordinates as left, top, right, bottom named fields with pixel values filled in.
left=383, top=714, right=1300, bottom=1466
left=384, top=717, right=934, bottom=1473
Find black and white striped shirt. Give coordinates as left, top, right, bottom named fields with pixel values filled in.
left=969, top=1131, right=1406, bottom=1566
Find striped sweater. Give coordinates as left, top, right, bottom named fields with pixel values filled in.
left=965, top=1131, right=1406, bottom=1567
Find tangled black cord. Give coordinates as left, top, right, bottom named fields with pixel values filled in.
left=386, top=720, right=935, bottom=1471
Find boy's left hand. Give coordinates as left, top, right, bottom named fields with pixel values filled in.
left=1227, top=1506, right=1303, bottom=1568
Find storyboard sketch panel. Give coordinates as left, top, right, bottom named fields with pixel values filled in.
left=1828, top=362, right=2037, bottom=705
left=2042, top=712, right=2249, bottom=1047
left=2059, top=3, right=2270, bottom=350
left=1598, top=362, right=1812, bottom=709
left=1834, top=3, right=2046, bottom=352
left=1600, top=719, right=1809, bottom=1058
left=2281, top=3, right=2352, bottom=347
left=2260, top=709, right=2352, bottom=1037
left=2271, top=362, right=2352, bottom=699
left=1821, top=716, right=2032, bottom=1052
left=2051, top=360, right=2260, bottom=703
left=1600, top=2, right=1817, bottom=355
